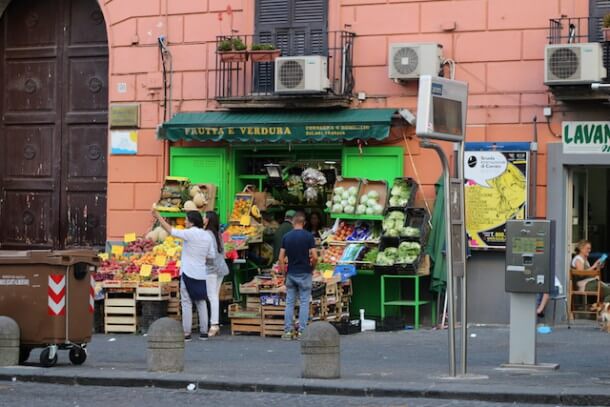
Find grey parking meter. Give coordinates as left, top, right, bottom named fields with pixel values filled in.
left=505, top=219, right=555, bottom=294
left=502, top=219, right=558, bottom=370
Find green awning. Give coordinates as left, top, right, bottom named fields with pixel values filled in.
left=158, top=109, right=396, bottom=143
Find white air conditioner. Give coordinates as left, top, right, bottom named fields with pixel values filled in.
left=388, top=43, right=443, bottom=80
left=544, top=43, right=606, bottom=85
left=274, top=55, right=330, bottom=94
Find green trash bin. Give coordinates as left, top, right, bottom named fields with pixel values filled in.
left=0, top=249, right=98, bottom=367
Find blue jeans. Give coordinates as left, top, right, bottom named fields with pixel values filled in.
left=284, top=273, right=312, bottom=333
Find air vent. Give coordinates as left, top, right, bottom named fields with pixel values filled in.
left=274, top=56, right=329, bottom=94
left=544, top=43, right=606, bottom=85
left=278, top=60, right=304, bottom=89
left=388, top=43, right=443, bottom=80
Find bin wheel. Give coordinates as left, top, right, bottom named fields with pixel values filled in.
left=40, top=348, right=58, bottom=368
left=69, top=347, right=87, bottom=365
left=19, top=347, right=31, bottom=364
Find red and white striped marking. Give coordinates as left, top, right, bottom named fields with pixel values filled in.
left=89, top=275, right=95, bottom=313
left=48, top=274, right=66, bottom=316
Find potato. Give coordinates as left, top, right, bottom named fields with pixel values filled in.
left=189, top=185, right=201, bottom=198
left=193, top=192, right=207, bottom=208
left=183, top=200, right=198, bottom=211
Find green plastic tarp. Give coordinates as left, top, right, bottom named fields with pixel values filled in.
left=157, top=109, right=396, bottom=143
left=426, top=175, right=447, bottom=293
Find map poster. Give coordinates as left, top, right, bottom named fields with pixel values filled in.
left=464, top=143, right=529, bottom=249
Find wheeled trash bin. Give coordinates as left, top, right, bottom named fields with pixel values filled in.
left=0, top=249, right=98, bottom=367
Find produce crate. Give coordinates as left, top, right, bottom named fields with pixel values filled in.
left=231, top=315, right=262, bottom=336
left=167, top=297, right=181, bottom=320
left=329, top=177, right=361, bottom=215
left=229, top=193, right=254, bottom=223
left=228, top=303, right=261, bottom=318
left=239, top=280, right=259, bottom=294
left=310, top=297, right=327, bottom=321
left=245, top=295, right=262, bottom=312
left=373, top=236, right=400, bottom=275
left=156, top=176, right=190, bottom=212
left=340, top=280, right=353, bottom=297
left=357, top=179, right=388, bottom=214
left=136, top=281, right=179, bottom=301
left=102, top=280, right=138, bottom=290
left=104, top=290, right=137, bottom=334
left=403, top=208, right=431, bottom=244
left=262, top=305, right=286, bottom=337
left=219, top=281, right=233, bottom=301
left=387, top=177, right=418, bottom=209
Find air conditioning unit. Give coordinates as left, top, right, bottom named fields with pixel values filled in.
left=274, top=56, right=330, bottom=94
left=544, top=43, right=606, bottom=85
left=388, top=43, right=443, bottom=80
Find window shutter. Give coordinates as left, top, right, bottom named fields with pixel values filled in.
left=589, top=0, right=610, bottom=41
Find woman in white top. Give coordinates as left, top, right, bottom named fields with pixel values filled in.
left=571, top=240, right=601, bottom=271
left=153, top=209, right=215, bottom=341
left=203, top=211, right=230, bottom=337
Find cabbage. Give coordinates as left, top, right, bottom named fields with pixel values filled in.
left=386, top=228, right=400, bottom=237
left=341, top=191, right=350, bottom=200
left=389, top=196, right=400, bottom=207
left=344, top=205, right=355, bottom=214
left=326, top=201, right=332, bottom=209
left=356, top=204, right=367, bottom=214
left=366, top=198, right=377, bottom=207
left=332, top=203, right=343, bottom=213
left=367, top=190, right=380, bottom=199
left=391, top=186, right=402, bottom=197
left=348, top=186, right=358, bottom=196
left=347, top=196, right=357, bottom=206
left=373, top=203, right=383, bottom=214
left=341, top=200, right=349, bottom=208
left=334, top=186, right=345, bottom=195
left=333, top=194, right=342, bottom=203
left=365, top=207, right=375, bottom=215
left=360, top=195, right=369, bottom=204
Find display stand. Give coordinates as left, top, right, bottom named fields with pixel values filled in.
left=380, top=274, right=435, bottom=329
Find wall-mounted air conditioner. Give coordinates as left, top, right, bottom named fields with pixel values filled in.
left=544, top=43, right=606, bottom=85
left=274, top=56, right=330, bottom=94
left=388, top=43, right=443, bottom=80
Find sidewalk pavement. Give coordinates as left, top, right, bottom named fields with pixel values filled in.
left=1, top=323, right=610, bottom=405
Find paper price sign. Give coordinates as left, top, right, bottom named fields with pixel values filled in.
left=322, top=270, right=334, bottom=280
left=124, top=232, right=136, bottom=242
left=154, top=255, right=167, bottom=267
left=159, top=273, right=172, bottom=283
left=98, top=253, right=109, bottom=261
left=139, top=264, right=152, bottom=277
left=111, top=245, right=124, bottom=256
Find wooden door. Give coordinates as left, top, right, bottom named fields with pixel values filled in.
left=0, top=0, right=108, bottom=249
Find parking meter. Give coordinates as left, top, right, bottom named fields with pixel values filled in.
left=505, top=219, right=555, bottom=294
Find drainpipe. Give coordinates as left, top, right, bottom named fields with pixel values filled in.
left=530, top=117, right=538, bottom=219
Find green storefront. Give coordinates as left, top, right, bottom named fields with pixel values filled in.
left=158, top=108, right=427, bottom=320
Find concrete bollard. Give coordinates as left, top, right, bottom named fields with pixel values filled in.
left=147, top=317, right=184, bottom=372
left=300, top=321, right=340, bottom=379
left=0, top=316, right=19, bottom=366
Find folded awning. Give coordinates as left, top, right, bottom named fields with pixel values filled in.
left=158, top=108, right=396, bottom=143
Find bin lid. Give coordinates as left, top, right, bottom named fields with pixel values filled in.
left=0, top=249, right=99, bottom=266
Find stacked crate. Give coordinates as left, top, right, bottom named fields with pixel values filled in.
left=103, top=281, right=138, bottom=334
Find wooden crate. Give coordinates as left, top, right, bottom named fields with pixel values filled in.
left=340, top=281, right=353, bottom=297
left=168, top=297, right=181, bottom=320
left=219, top=282, right=233, bottom=301
left=228, top=303, right=261, bottom=318
left=262, top=305, right=286, bottom=337
left=136, top=281, right=179, bottom=301
left=245, top=295, right=262, bottom=312
left=104, top=291, right=137, bottom=334
left=231, top=317, right=262, bottom=335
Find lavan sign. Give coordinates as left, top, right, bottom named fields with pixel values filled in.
left=563, top=121, right=610, bottom=154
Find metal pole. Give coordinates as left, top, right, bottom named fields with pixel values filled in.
left=457, top=141, right=467, bottom=375
left=420, top=139, right=456, bottom=377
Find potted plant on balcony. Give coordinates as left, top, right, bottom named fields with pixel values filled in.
left=217, top=37, right=248, bottom=63
left=603, top=13, right=610, bottom=42
left=249, top=43, right=281, bottom=63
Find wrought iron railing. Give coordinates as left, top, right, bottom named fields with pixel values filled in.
left=548, top=16, right=609, bottom=82
left=214, top=31, right=355, bottom=102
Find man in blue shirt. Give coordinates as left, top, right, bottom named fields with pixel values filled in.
left=278, top=212, right=318, bottom=340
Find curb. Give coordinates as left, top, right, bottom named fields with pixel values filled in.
left=1, top=372, right=610, bottom=406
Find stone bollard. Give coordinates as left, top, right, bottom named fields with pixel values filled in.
left=0, top=316, right=19, bottom=366
left=147, top=317, right=184, bottom=372
left=300, top=321, right=340, bottom=379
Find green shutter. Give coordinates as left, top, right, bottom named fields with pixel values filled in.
left=170, top=147, right=229, bottom=223
left=341, top=146, right=404, bottom=184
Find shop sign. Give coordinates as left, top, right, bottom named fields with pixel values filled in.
left=464, top=143, right=530, bottom=250
left=167, top=124, right=386, bottom=142
left=563, top=121, right=610, bottom=154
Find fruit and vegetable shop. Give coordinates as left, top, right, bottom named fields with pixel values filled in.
left=95, top=109, right=440, bottom=336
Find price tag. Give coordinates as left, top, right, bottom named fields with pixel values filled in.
left=124, top=232, right=137, bottom=243
left=322, top=270, right=334, bottom=280
left=111, top=245, right=124, bottom=256
left=154, top=255, right=167, bottom=267
left=166, top=247, right=177, bottom=257
left=139, top=264, right=152, bottom=277
left=159, top=273, right=172, bottom=283
left=239, top=214, right=251, bottom=226
left=98, top=253, right=109, bottom=261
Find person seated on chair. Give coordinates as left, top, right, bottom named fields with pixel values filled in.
left=571, top=240, right=603, bottom=272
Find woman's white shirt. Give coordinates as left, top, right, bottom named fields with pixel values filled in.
left=571, top=254, right=591, bottom=269
left=171, top=227, right=215, bottom=280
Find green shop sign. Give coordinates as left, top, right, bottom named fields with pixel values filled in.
left=158, top=109, right=396, bottom=143
left=563, top=121, right=610, bottom=154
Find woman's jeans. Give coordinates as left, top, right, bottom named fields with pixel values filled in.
left=284, top=273, right=312, bottom=333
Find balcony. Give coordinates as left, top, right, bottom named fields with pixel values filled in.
left=214, top=31, right=355, bottom=109
left=547, top=16, right=610, bottom=101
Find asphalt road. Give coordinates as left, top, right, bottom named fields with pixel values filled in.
left=0, top=382, right=602, bottom=407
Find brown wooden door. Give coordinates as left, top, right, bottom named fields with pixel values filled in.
left=0, top=0, right=108, bottom=249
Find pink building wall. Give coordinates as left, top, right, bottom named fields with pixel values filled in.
left=100, top=0, right=588, bottom=239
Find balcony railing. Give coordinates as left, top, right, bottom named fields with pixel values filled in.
left=548, top=16, right=609, bottom=82
left=214, top=31, right=355, bottom=108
